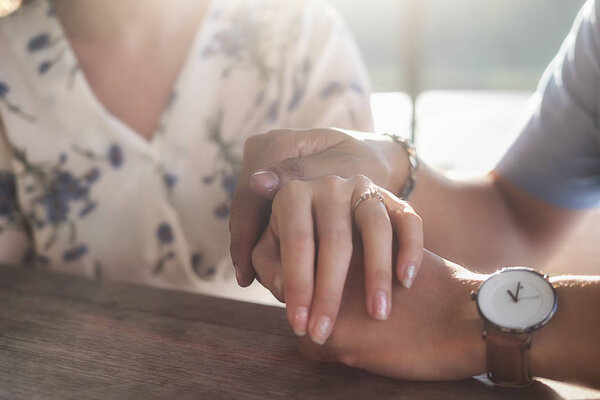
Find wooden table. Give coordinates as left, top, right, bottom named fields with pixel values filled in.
left=0, top=265, right=598, bottom=400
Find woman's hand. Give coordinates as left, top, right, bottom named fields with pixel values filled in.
left=251, top=174, right=423, bottom=345
left=230, top=128, right=410, bottom=287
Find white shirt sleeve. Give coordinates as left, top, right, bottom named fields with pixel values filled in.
left=496, top=0, right=600, bottom=209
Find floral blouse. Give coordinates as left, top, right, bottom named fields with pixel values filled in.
left=0, top=0, right=373, bottom=299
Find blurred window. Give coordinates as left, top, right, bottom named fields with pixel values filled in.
left=328, top=0, right=585, bottom=92
left=330, top=0, right=586, bottom=173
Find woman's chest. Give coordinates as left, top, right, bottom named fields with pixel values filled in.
left=70, top=41, right=192, bottom=141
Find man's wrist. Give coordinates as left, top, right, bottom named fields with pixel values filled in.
left=454, top=274, right=487, bottom=378
left=370, top=134, right=411, bottom=197
left=435, top=263, right=487, bottom=379
left=381, top=133, right=419, bottom=200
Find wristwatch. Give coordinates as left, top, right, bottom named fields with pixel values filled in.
left=470, top=267, right=558, bottom=386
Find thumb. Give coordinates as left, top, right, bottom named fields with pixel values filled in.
left=249, top=152, right=347, bottom=199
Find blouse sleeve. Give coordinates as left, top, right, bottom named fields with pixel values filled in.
left=282, top=0, right=374, bottom=132
left=496, top=0, right=600, bottom=209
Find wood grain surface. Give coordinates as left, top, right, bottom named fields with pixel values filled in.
left=0, top=264, right=598, bottom=400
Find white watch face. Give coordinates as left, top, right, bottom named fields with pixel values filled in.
left=477, top=268, right=557, bottom=332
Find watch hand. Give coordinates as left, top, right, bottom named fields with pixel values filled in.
left=515, top=281, right=522, bottom=300
left=506, top=289, right=518, bottom=302
left=518, top=295, right=541, bottom=300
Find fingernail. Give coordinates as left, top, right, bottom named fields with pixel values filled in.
left=272, top=274, right=283, bottom=297
left=312, top=316, right=332, bottom=345
left=402, top=263, right=417, bottom=289
left=373, top=290, right=389, bottom=320
left=292, top=307, right=308, bottom=336
left=250, top=170, right=279, bottom=192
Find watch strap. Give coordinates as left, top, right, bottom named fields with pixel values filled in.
left=484, top=327, right=532, bottom=386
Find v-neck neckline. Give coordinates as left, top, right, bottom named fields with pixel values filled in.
left=49, top=0, right=216, bottom=155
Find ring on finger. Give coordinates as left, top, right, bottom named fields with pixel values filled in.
left=353, top=187, right=385, bottom=214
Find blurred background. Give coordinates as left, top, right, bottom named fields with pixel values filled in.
left=330, top=0, right=585, bottom=92
left=328, top=0, right=585, bottom=173
left=328, top=0, right=596, bottom=274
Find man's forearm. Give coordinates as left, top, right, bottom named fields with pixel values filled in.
left=407, top=161, right=584, bottom=270
left=531, top=276, right=600, bottom=387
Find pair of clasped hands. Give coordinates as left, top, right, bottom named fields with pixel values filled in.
left=229, top=128, right=485, bottom=381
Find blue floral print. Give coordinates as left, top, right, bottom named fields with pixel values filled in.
left=26, top=31, right=66, bottom=76
left=191, top=252, right=216, bottom=280
left=201, top=2, right=311, bottom=127
left=27, top=33, right=52, bottom=52
left=63, top=244, right=88, bottom=262
left=156, top=90, right=178, bottom=135
left=22, top=247, right=51, bottom=268
left=0, top=171, right=24, bottom=230
left=25, top=25, right=79, bottom=86
left=0, top=81, right=36, bottom=122
left=163, top=172, right=178, bottom=189
left=38, top=60, right=53, bottom=74
left=320, top=80, right=365, bottom=99
left=203, top=111, right=241, bottom=219
left=157, top=223, right=174, bottom=244
left=0, top=82, right=8, bottom=98
left=74, top=143, right=125, bottom=169
left=11, top=145, right=104, bottom=265
left=108, top=144, right=123, bottom=168
left=287, top=59, right=311, bottom=112
left=154, top=222, right=176, bottom=275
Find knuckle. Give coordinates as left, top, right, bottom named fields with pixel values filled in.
left=280, top=157, right=305, bottom=179
left=404, top=209, right=423, bottom=225
left=368, top=268, right=393, bottom=285
left=265, top=128, right=287, bottom=140
left=338, top=350, right=360, bottom=368
left=350, top=174, right=373, bottom=187
left=243, top=134, right=262, bottom=155
left=320, top=175, right=345, bottom=191
left=275, top=180, right=306, bottom=205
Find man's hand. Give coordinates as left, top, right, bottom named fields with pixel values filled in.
left=230, top=128, right=408, bottom=286
left=298, top=250, right=487, bottom=381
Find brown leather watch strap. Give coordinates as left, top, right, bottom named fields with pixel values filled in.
left=484, top=327, right=532, bottom=386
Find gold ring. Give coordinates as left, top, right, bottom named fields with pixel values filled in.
left=353, top=187, right=385, bottom=213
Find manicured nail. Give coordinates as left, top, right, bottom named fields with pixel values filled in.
left=312, top=316, right=332, bottom=345
left=272, top=274, right=283, bottom=297
left=402, top=263, right=417, bottom=289
left=292, top=307, right=308, bottom=336
left=373, top=290, right=389, bottom=320
left=250, top=170, right=279, bottom=192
